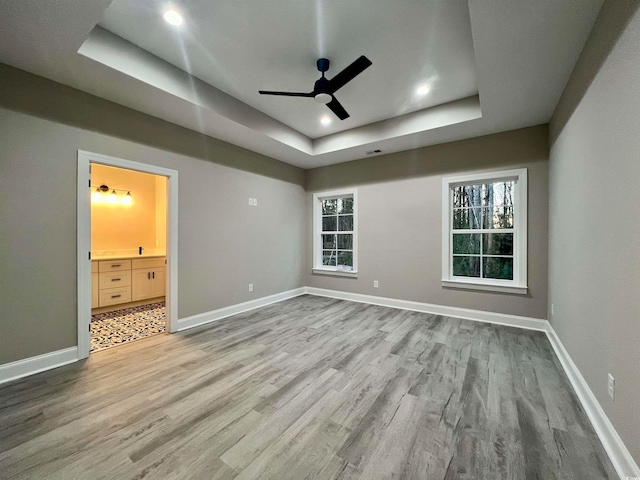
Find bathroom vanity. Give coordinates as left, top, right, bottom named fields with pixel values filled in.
left=92, top=254, right=166, bottom=310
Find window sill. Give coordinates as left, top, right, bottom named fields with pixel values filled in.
left=441, top=279, right=528, bottom=295
left=313, top=268, right=358, bottom=278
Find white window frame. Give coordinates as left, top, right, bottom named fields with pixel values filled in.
left=312, top=188, right=358, bottom=277
left=441, top=168, right=527, bottom=294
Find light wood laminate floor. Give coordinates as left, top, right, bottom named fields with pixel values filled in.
left=0, top=295, right=617, bottom=479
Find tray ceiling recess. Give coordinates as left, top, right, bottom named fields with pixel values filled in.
left=0, top=0, right=603, bottom=168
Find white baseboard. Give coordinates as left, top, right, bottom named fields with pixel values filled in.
left=177, top=287, right=306, bottom=331
left=545, top=325, right=640, bottom=479
left=304, top=287, right=548, bottom=331
left=0, top=347, right=79, bottom=386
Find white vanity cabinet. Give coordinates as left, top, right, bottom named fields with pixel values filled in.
left=131, top=257, right=166, bottom=302
left=91, top=256, right=165, bottom=309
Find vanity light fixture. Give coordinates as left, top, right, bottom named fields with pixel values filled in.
left=91, top=184, right=134, bottom=205
left=92, top=187, right=103, bottom=203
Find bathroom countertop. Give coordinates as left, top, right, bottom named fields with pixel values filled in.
left=92, top=253, right=166, bottom=261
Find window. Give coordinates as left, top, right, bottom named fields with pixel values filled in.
left=313, top=189, right=357, bottom=276
left=442, top=169, right=527, bottom=294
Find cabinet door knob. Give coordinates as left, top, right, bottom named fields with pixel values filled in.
left=112, top=278, right=121, bottom=282
left=111, top=264, right=121, bottom=267
left=152, top=272, right=155, bottom=279
left=111, top=294, right=121, bottom=299
left=148, top=272, right=150, bottom=279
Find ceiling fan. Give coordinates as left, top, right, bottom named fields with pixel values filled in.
left=259, top=56, right=372, bottom=121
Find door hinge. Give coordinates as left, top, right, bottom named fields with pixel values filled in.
left=88, top=251, right=91, bottom=260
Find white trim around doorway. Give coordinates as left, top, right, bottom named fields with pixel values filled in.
left=77, top=150, right=179, bottom=359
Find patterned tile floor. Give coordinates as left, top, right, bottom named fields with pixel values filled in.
left=90, top=301, right=166, bottom=352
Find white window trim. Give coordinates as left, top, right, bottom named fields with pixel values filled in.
left=312, top=188, right=358, bottom=277
left=441, top=168, right=528, bottom=295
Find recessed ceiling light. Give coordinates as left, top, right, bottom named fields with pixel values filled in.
left=320, top=116, right=331, bottom=126
left=416, top=84, right=431, bottom=96
left=163, top=10, right=183, bottom=26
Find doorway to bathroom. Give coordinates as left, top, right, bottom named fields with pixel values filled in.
left=77, top=151, right=178, bottom=359
left=89, top=164, right=167, bottom=352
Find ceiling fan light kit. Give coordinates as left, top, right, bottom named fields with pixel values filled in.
left=259, top=55, right=372, bottom=120
left=314, top=93, right=332, bottom=105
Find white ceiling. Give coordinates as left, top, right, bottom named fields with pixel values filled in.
left=0, top=0, right=603, bottom=169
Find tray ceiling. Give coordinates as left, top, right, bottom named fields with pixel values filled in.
left=0, top=0, right=603, bottom=168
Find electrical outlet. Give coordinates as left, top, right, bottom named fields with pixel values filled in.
left=249, top=283, right=253, bottom=292
left=373, top=280, right=379, bottom=288
left=248, top=197, right=253, bottom=206
left=607, top=373, right=615, bottom=400
left=253, top=198, right=258, bottom=206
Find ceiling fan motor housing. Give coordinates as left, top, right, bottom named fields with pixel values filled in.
left=317, top=58, right=330, bottom=73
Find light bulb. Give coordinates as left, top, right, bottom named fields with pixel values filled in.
left=91, top=188, right=102, bottom=203
left=122, top=191, right=133, bottom=205
left=416, top=84, right=430, bottom=96
left=163, top=10, right=183, bottom=26
left=108, top=189, right=118, bottom=204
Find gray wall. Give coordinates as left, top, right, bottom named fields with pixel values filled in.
left=0, top=65, right=306, bottom=365
left=549, top=0, right=640, bottom=464
left=306, top=125, right=549, bottom=319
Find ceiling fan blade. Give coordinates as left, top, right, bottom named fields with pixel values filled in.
left=326, top=55, right=372, bottom=94
left=327, top=97, right=350, bottom=120
left=259, top=90, right=314, bottom=97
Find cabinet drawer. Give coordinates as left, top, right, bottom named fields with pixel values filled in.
left=132, top=257, right=166, bottom=270
left=99, top=271, right=131, bottom=289
left=91, top=261, right=99, bottom=273
left=99, top=259, right=131, bottom=272
left=99, top=286, right=131, bottom=307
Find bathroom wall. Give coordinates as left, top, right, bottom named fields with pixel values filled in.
left=91, top=164, right=166, bottom=255
left=155, top=175, right=167, bottom=252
